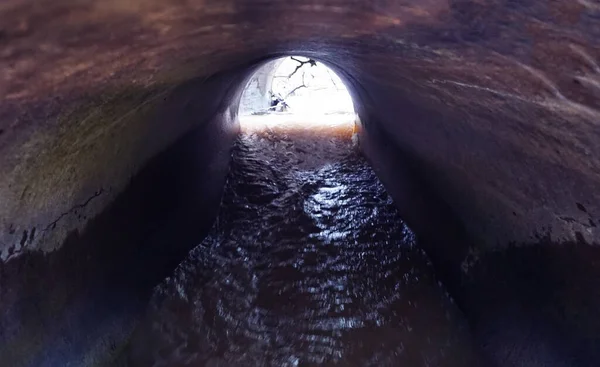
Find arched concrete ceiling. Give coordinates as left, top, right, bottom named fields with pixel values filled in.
left=2, top=0, right=599, bottom=259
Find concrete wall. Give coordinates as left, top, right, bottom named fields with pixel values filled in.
left=0, top=70, right=249, bottom=366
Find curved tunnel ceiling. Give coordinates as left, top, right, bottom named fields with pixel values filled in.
left=2, top=0, right=599, bottom=258
left=1, top=0, right=600, bottom=365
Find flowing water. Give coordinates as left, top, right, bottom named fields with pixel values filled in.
left=127, top=116, right=481, bottom=366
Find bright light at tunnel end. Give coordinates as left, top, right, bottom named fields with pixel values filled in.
left=239, top=56, right=357, bottom=131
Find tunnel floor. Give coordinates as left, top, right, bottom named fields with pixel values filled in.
left=124, top=117, right=481, bottom=366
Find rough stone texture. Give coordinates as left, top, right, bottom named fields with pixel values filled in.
left=1, top=0, right=600, bottom=366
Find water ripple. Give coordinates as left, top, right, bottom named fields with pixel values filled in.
left=128, top=124, right=480, bottom=367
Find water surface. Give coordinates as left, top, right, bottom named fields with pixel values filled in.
left=128, top=116, right=480, bottom=366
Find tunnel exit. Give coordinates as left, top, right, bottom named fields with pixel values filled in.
left=125, top=58, right=481, bottom=366
left=238, top=56, right=357, bottom=132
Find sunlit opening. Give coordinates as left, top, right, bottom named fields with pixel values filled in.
left=239, top=57, right=356, bottom=132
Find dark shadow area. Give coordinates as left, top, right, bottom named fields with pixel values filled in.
left=0, top=90, right=240, bottom=366
left=459, top=238, right=600, bottom=367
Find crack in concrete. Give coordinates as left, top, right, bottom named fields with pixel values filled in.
left=43, top=189, right=105, bottom=232
left=2, top=189, right=104, bottom=261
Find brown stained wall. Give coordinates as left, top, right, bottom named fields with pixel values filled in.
left=3, top=0, right=598, bottom=258
left=1, top=0, right=600, bottom=365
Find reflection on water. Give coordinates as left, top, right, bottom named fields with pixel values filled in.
left=128, top=116, right=480, bottom=366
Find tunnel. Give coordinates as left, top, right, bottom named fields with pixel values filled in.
left=1, top=0, right=600, bottom=366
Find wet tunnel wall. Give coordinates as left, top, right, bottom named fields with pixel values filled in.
left=1, top=0, right=600, bottom=365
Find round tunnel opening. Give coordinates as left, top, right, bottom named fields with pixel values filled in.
left=238, top=56, right=356, bottom=131
left=123, top=55, right=486, bottom=367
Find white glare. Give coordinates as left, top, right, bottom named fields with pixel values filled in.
left=239, top=56, right=356, bottom=130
